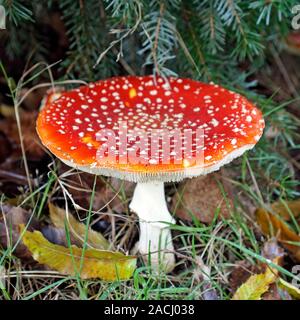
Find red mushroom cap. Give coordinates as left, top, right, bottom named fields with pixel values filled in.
left=36, top=76, right=264, bottom=182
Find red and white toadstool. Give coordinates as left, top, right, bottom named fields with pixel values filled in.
left=37, top=76, right=264, bottom=272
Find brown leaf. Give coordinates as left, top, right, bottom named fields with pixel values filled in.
left=256, top=207, right=300, bottom=261
left=262, top=283, right=292, bottom=300
left=172, top=169, right=233, bottom=223
left=260, top=240, right=292, bottom=300
left=0, top=223, right=33, bottom=262
left=0, top=205, right=40, bottom=262
left=271, top=199, right=300, bottom=221
left=229, top=260, right=261, bottom=293
left=278, top=278, right=300, bottom=299
left=232, top=267, right=278, bottom=300
left=0, top=204, right=40, bottom=231
left=0, top=203, right=103, bottom=261
left=0, top=110, right=45, bottom=160
left=231, top=241, right=292, bottom=300
left=49, top=203, right=110, bottom=250
left=229, top=240, right=281, bottom=294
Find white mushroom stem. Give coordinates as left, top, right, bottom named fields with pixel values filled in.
left=129, top=181, right=176, bottom=272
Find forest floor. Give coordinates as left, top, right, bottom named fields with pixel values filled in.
left=0, top=49, right=300, bottom=300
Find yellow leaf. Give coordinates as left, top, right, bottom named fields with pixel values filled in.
left=278, top=278, right=300, bottom=300
left=20, top=225, right=136, bottom=281
left=232, top=266, right=277, bottom=300
left=49, top=203, right=110, bottom=250
left=256, top=208, right=300, bottom=261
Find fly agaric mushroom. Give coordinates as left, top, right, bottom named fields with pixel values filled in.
left=37, top=76, right=264, bottom=272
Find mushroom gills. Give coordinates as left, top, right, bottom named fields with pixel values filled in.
left=129, top=181, right=176, bottom=272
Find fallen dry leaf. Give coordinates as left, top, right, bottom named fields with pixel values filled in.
left=0, top=204, right=39, bottom=230
left=49, top=203, right=110, bottom=250
left=256, top=207, right=300, bottom=261
left=20, top=225, right=136, bottom=280
left=271, top=199, right=300, bottom=221
left=231, top=239, right=295, bottom=300
left=0, top=205, right=40, bottom=262
left=261, top=240, right=291, bottom=300
left=229, top=239, right=283, bottom=295
left=0, top=109, right=45, bottom=161
left=229, top=260, right=261, bottom=293
left=172, top=169, right=233, bottom=223
left=262, top=283, right=292, bottom=300
left=278, top=278, right=300, bottom=299
left=0, top=204, right=79, bottom=261
left=232, top=265, right=278, bottom=300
